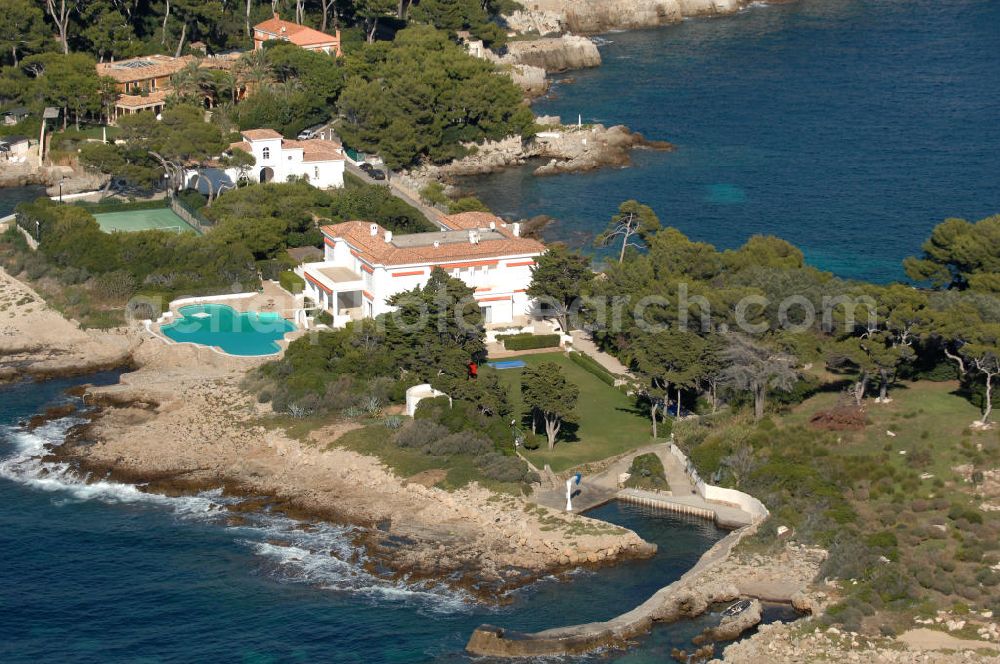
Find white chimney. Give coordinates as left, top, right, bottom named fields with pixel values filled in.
left=489, top=221, right=496, bottom=230
left=384, top=230, right=393, bottom=243
left=369, top=223, right=378, bottom=236
left=433, top=241, right=440, bottom=247
left=468, top=230, right=480, bottom=245
left=512, top=222, right=521, bottom=237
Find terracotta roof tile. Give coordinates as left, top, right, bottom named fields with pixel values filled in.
left=97, top=55, right=194, bottom=83
left=441, top=211, right=508, bottom=230
left=320, top=221, right=545, bottom=268
left=284, top=138, right=344, bottom=162
left=254, top=17, right=339, bottom=47
left=241, top=128, right=283, bottom=140
left=114, top=89, right=170, bottom=108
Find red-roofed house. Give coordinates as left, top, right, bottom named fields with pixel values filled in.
left=186, top=128, right=345, bottom=194
left=253, top=13, right=342, bottom=56
left=295, top=213, right=545, bottom=327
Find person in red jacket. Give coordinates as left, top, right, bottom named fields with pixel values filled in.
left=468, top=361, right=478, bottom=379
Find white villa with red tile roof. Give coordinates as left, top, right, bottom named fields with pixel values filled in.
left=253, top=13, right=342, bottom=56
left=296, top=212, right=546, bottom=328
left=186, top=128, right=345, bottom=194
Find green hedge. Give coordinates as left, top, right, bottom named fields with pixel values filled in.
left=500, top=333, right=561, bottom=351
left=279, top=270, right=305, bottom=293
left=72, top=199, right=168, bottom=214
left=567, top=351, right=617, bottom=386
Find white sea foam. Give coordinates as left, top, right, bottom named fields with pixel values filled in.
left=0, top=415, right=473, bottom=614
left=0, top=419, right=223, bottom=516
left=244, top=515, right=475, bottom=614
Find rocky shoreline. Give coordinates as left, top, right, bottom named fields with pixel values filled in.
left=0, top=268, right=135, bottom=383
left=503, top=0, right=759, bottom=36
left=33, top=333, right=656, bottom=601
left=403, top=121, right=673, bottom=192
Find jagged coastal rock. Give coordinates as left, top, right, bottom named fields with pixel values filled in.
left=50, top=339, right=656, bottom=598
left=505, top=0, right=751, bottom=35
left=504, top=36, right=602, bottom=73
left=404, top=122, right=673, bottom=189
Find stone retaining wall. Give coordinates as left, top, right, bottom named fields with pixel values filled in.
left=667, top=438, right=769, bottom=522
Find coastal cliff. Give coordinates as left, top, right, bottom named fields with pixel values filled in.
left=504, top=36, right=602, bottom=73
left=505, top=0, right=750, bottom=35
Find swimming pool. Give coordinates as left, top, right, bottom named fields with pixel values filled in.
left=488, top=359, right=526, bottom=370
left=160, top=304, right=295, bottom=356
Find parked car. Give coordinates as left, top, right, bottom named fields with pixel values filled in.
left=297, top=124, right=325, bottom=140
left=358, top=162, right=375, bottom=173
left=369, top=168, right=387, bottom=181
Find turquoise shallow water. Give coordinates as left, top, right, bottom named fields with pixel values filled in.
left=161, top=303, right=296, bottom=356
left=466, top=0, right=1000, bottom=282
left=0, top=374, right=802, bottom=663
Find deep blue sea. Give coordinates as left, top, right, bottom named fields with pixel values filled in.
left=0, top=185, right=45, bottom=218
left=467, top=0, right=1000, bottom=282
left=0, top=374, right=801, bottom=663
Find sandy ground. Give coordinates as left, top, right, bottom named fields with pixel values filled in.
left=0, top=267, right=134, bottom=381
left=53, top=338, right=653, bottom=596
left=899, top=628, right=1000, bottom=653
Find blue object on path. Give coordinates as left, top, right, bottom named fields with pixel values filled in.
left=488, top=359, right=526, bottom=370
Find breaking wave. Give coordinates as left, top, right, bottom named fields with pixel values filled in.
left=0, top=414, right=472, bottom=614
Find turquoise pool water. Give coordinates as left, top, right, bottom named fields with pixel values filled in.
left=160, top=304, right=295, bottom=356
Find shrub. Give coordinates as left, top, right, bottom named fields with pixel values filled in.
left=383, top=415, right=404, bottom=430
left=500, top=333, right=561, bottom=351
left=476, top=452, right=538, bottom=484
left=624, top=453, right=670, bottom=491
left=25, top=256, right=48, bottom=280
left=258, top=390, right=272, bottom=403
left=448, top=196, right=490, bottom=214
left=61, top=266, right=89, bottom=284
left=424, top=432, right=494, bottom=456
left=975, top=568, right=1000, bottom=586
left=414, top=395, right=453, bottom=422
left=279, top=270, right=305, bottom=294
left=315, top=310, right=333, bottom=326
left=94, top=269, right=138, bottom=301
left=420, top=182, right=449, bottom=207
left=73, top=199, right=168, bottom=214
left=567, top=351, right=616, bottom=385
left=324, top=375, right=357, bottom=411
left=395, top=420, right=451, bottom=449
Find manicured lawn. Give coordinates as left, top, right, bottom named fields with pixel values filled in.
left=497, top=352, right=656, bottom=472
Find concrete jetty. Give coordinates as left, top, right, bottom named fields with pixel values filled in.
left=467, top=441, right=769, bottom=657
left=467, top=522, right=759, bottom=657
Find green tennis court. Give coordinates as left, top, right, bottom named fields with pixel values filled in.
left=93, top=208, right=199, bottom=234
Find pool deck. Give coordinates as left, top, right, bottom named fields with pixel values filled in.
left=148, top=282, right=305, bottom=358
left=167, top=282, right=298, bottom=319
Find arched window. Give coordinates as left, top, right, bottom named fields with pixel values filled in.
left=262, top=147, right=270, bottom=160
